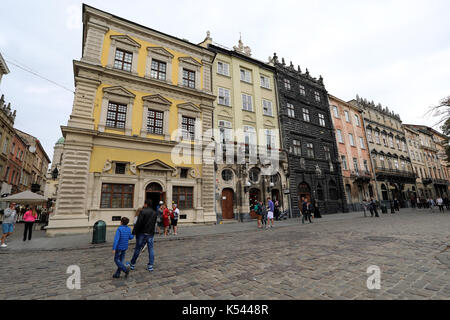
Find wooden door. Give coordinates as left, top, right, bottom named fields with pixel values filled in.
left=221, top=189, right=234, bottom=219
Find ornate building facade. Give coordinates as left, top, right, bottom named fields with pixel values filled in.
left=350, top=96, right=416, bottom=207
left=403, top=125, right=428, bottom=199
left=271, top=54, right=346, bottom=215
left=47, top=5, right=216, bottom=235
left=199, top=35, right=289, bottom=221
left=328, top=94, right=377, bottom=210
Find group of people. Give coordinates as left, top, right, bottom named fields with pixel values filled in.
left=362, top=198, right=380, bottom=217
left=1, top=202, right=40, bottom=247
left=253, top=197, right=276, bottom=229
left=299, top=197, right=321, bottom=224
left=415, top=196, right=448, bottom=212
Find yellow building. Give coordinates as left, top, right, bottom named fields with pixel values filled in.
left=47, top=5, right=216, bottom=235
left=199, top=34, right=289, bottom=220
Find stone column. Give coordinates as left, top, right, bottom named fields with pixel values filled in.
left=81, top=22, right=109, bottom=66
left=68, top=77, right=101, bottom=130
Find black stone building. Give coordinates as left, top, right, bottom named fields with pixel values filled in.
left=271, top=54, right=347, bottom=215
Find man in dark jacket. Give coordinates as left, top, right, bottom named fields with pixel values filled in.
left=129, top=200, right=158, bottom=272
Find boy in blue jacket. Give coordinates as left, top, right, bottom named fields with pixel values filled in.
left=112, top=217, right=134, bottom=278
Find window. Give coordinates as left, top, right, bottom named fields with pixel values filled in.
left=349, top=134, right=355, bottom=146
left=402, top=141, right=407, bottom=152
left=332, top=106, right=339, bottom=118
left=287, top=103, right=295, bottom=118
left=319, top=113, right=326, bottom=127
left=150, top=60, right=166, bottom=80
left=260, top=75, right=270, bottom=89
left=219, top=120, right=232, bottom=144
left=106, top=102, right=127, bottom=129
left=182, top=69, right=196, bottom=88
left=302, top=108, right=310, bottom=122
left=341, top=156, right=348, bottom=170
left=240, top=69, right=252, bottom=83
left=101, top=184, right=134, bottom=208
left=180, top=168, right=189, bottom=179
left=249, top=168, right=260, bottom=183
left=344, top=111, right=350, bottom=122
left=244, top=126, right=256, bottom=153
left=242, top=94, right=253, bottom=112
left=299, top=85, right=306, bottom=96
left=11, top=143, right=15, bottom=155
left=379, top=156, right=385, bottom=168
left=113, top=49, right=133, bottom=72
left=218, top=87, right=231, bottom=106
left=337, top=129, right=343, bottom=143
left=262, top=99, right=273, bottom=116
left=181, top=116, right=195, bottom=140
left=354, top=114, right=360, bottom=126
left=147, top=109, right=164, bottom=135
left=363, top=160, right=369, bottom=172
left=292, top=139, right=301, bottom=155
left=353, top=158, right=359, bottom=173
left=394, top=159, right=399, bottom=169
left=306, top=143, right=314, bottom=158
left=324, top=146, right=331, bottom=161
left=265, top=129, right=276, bottom=152
left=314, top=91, right=321, bottom=102
left=375, top=131, right=380, bottom=144
left=284, top=78, right=291, bottom=90
left=389, top=136, right=394, bottom=148
left=4, top=167, right=9, bottom=180
left=359, top=137, right=365, bottom=149
left=382, top=134, right=387, bottom=146
left=222, top=169, right=233, bottom=181
left=217, top=61, right=230, bottom=76
left=172, top=186, right=193, bottom=209
left=115, top=163, right=126, bottom=174
left=367, top=129, right=373, bottom=143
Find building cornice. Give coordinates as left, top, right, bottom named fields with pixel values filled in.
left=363, top=118, right=405, bottom=136
left=0, top=53, right=10, bottom=75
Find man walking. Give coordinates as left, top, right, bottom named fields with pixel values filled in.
left=436, top=196, right=444, bottom=213
left=370, top=198, right=379, bottom=217
left=267, top=197, right=274, bottom=229
left=1, top=203, right=17, bottom=248
left=129, top=200, right=158, bottom=272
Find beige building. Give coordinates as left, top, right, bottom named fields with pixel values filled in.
left=47, top=5, right=217, bottom=235
left=199, top=34, right=289, bottom=221
left=350, top=96, right=416, bottom=207
left=44, top=137, right=64, bottom=202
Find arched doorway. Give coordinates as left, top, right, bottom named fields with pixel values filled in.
left=298, top=182, right=311, bottom=204
left=221, top=188, right=234, bottom=220
left=381, top=184, right=388, bottom=201
left=145, top=182, right=165, bottom=210
left=249, top=188, right=261, bottom=219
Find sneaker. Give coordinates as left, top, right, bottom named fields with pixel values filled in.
left=1, top=243, right=7, bottom=248
left=124, top=265, right=130, bottom=278
left=127, top=263, right=135, bottom=270
left=147, top=265, right=154, bottom=272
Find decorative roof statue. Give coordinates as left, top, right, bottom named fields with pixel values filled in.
left=305, top=68, right=310, bottom=77
left=282, top=57, right=286, bottom=66
left=233, top=34, right=252, bottom=56
left=319, top=75, right=324, bottom=84
left=297, top=65, right=301, bottom=73
left=273, top=52, right=278, bottom=63
left=289, top=61, right=294, bottom=70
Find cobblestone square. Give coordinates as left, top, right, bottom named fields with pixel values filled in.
left=0, top=209, right=449, bottom=300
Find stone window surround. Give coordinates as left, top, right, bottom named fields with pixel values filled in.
left=145, top=46, right=174, bottom=83
left=107, top=35, right=141, bottom=75
left=99, top=87, right=135, bottom=136
left=96, top=177, right=138, bottom=210
left=177, top=103, right=202, bottom=142
left=140, top=95, right=172, bottom=140
left=178, top=57, right=202, bottom=91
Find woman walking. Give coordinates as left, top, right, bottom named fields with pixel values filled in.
left=162, top=204, right=171, bottom=236
left=23, top=206, right=37, bottom=241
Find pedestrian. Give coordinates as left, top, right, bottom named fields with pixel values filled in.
left=23, top=205, right=37, bottom=241
left=436, top=196, right=444, bottom=212
left=301, top=197, right=308, bottom=224
left=362, top=199, right=368, bottom=217
left=313, top=198, right=321, bottom=218
left=394, top=198, right=400, bottom=212
left=416, top=197, right=421, bottom=209
left=274, top=200, right=280, bottom=221
left=254, top=202, right=262, bottom=229
left=162, top=204, right=170, bottom=236
left=156, top=201, right=164, bottom=235
left=258, top=201, right=266, bottom=229
left=1, top=202, right=17, bottom=248
left=112, top=217, right=134, bottom=279
left=444, top=196, right=449, bottom=210
left=370, top=198, right=379, bottom=217
left=267, top=197, right=274, bottom=229
left=129, top=199, right=158, bottom=272
left=368, top=198, right=374, bottom=217
left=304, top=201, right=313, bottom=223
left=171, top=204, right=179, bottom=235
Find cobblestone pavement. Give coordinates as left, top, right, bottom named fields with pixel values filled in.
left=0, top=210, right=449, bottom=300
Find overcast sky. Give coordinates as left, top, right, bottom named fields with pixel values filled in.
left=0, top=0, right=449, bottom=161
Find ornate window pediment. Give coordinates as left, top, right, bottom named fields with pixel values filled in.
left=110, top=35, right=141, bottom=49
left=147, top=47, right=174, bottom=59
left=137, top=159, right=176, bottom=172
left=103, top=86, right=136, bottom=99
left=142, top=94, right=172, bottom=106
left=177, top=102, right=201, bottom=114
left=178, top=56, right=202, bottom=68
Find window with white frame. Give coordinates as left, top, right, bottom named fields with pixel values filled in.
left=287, top=103, right=295, bottom=118
left=375, top=131, right=380, bottom=144
left=218, top=87, right=231, bottom=106
left=354, top=114, right=361, bottom=126
left=306, top=142, right=314, bottom=158
left=262, top=99, right=273, bottom=116
left=302, top=108, right=310, bottom=122
left=291, top=139, right=301, bottom=155
left=367, top=129, right=373, bottom=142
left=218, top=120, right=232, bottom=144
left=389, top=136, right=394, bottom=148
left=242, top=94, right=253, bottom=112
left=217, top=61, right=230, bottom=76
left=314, top=91, right=321, bottom=102
left=324, top=146, right=331, bottom=161
left=113, top=49, right=133, bottom=72
left=244, top=126, right=256, bottom=153
left=260, top=75, right=270, bottom=89
left=349, top=133, right=355, bottom=146
left=359, top=137, right=365, bottom=149
left=344, top=111, right=350, bottom=122
left=284, top=78, right=291, bottom=90
left=240, top=69, right=252, bottom=83
left=318, top=113, right=326, bottom=127
left=337, top=129, right=343, bottom=143
left=394, top=159, right=399, bottom=169
left=265, top=129, right=276, bottom=151
left=332, top=105, right=339, bottom=118
left=299, top=84, right=306, bottom=96
left=341, top=155, right=348, bottom=170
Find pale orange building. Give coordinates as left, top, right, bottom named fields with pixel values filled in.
left=329, top=94, right=377, bottom=210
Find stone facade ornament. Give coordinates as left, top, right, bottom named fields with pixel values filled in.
left=172, top=167, right=179, bottom=177
left=130, top=162, right=137, bottom=175
left=315, top=164, right=322, bottom=176
left=102, top=159, right=112, bottom=173
left=300, top=157, right=306, bottom=169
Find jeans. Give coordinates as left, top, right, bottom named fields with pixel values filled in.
left=23, top=222, right=34, bottom=241
left=114, top=250, right=127, bottom=277
left=130, top=233, right=154, bottom=267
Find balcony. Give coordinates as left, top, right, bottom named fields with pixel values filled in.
left=375, top=167, right=416, bottom=182
left=422, top=178, right=432, bottom=185
left=432, top=178, right=449, bottom=186
left=350, top=170, right=372, bottom=182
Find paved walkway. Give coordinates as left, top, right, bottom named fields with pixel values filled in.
left=1, top=210, right=373, bottom=252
